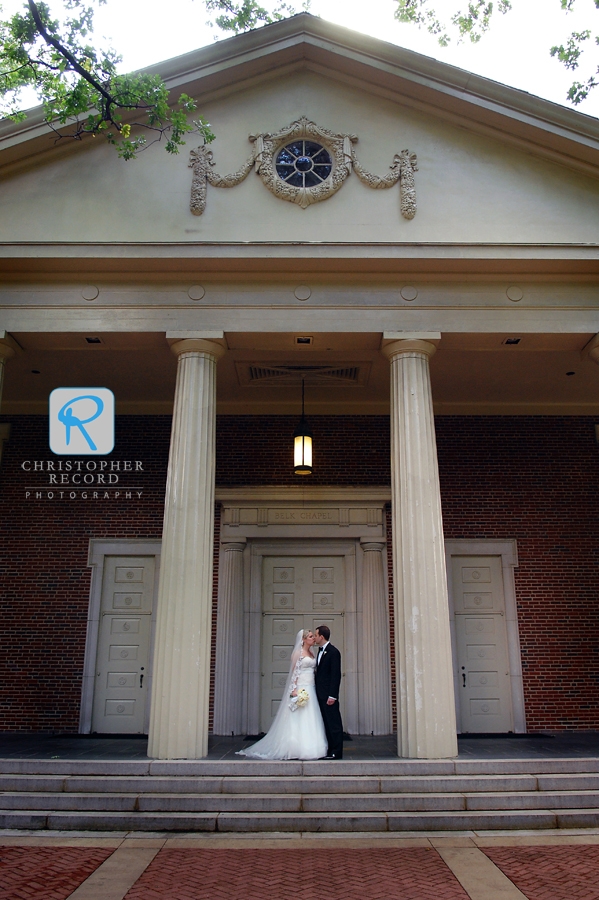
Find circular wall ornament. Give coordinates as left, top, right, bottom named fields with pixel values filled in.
left=188, top=285, right=205, bottom=301
left=82, top=285, right=99, bottom=302
left=506, top=286, right=523, bottom=302
left=189, top=117, right=418, bottom=217
left=400, top=285, right=418, bottom=302
left=294, top=286, right=311, bottom=301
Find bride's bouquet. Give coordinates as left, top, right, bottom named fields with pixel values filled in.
left=289, top=688, right=309, bottom=712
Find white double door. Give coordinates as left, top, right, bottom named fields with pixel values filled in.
left=91, top=556, right=155, bottom=734
left=452, top=555, right=514, bottom=733
left=260, top=555, right=345, bottom=733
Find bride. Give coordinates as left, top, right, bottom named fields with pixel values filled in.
left=237, top=629, right=327, bottom=760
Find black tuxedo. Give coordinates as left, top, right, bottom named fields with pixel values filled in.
left=314, top=642, right=344, bottom=759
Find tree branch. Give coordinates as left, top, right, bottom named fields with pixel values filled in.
left=27, top=0, right=114, bottom=106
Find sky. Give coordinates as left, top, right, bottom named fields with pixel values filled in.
left=3, top=0, right=599, bottom=118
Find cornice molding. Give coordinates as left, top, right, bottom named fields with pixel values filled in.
left=1, top=15, right=597, bottom=177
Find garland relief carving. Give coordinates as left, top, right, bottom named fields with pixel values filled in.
left=189, top=117, right=417, bottom=219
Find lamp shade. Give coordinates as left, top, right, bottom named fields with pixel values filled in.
left=293, top=416, right=313, bottom=474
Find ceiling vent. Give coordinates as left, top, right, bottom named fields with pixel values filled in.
left=236, top=363, right=370, bottom=387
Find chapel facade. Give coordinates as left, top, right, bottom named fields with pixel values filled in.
left=0, top=14, right=598, bottom=759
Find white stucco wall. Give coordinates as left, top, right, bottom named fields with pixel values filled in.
left=2, top=69, right=599, bottom=244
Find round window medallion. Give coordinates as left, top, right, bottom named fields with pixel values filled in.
left=276, top=141, right=332, bottom=188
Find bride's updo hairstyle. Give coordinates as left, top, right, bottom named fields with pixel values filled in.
left=302, top=628, right=311, bottom=641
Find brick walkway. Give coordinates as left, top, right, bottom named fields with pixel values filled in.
left=123, top=848, right=471, bottom=900
left=5, top=838, right=599, bottom=899
left=484, top=845, right=599, bottom=900
left=0, top=846, right=113, bottom=900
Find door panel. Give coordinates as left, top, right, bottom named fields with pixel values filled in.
left=452, top=555, right=513, bottom=733
left=91, top=556, right=154, bottom=734
left=261, top=556, right=345, bottom=733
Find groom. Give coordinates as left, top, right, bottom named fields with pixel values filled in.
left=314, top=625, right=344, bottom=760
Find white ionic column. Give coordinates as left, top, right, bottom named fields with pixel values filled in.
left=213, top=540, right=246, bottom=735
left=148, top=337, right=225, bottom=759
left=360, top=541, right=392, bottom=735
left=382, top=335, right=457, bottom=759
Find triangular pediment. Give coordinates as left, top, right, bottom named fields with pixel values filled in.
left=1, top=14, right=598, bottom=176
left=0, top=14, right=598, bottom=269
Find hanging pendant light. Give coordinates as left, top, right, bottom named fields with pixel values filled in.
left=293, top=377, right=313, bottom=475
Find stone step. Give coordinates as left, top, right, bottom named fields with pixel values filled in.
left=465, top=791, right=599, bottom=811
left=2, top=790, right=599, bottom=814
left=2, top=757, right=599, bottom=777
left=0, top=773, right=544, bottom=794
left=2, top=807, right=599, bottom=832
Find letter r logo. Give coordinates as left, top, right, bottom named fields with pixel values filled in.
left=49, top=388, right=115, bottom=455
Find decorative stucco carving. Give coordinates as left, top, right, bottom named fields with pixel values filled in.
left=188, top=146, right=255, bottom=216
left=189, top=117, right=417, bottom=219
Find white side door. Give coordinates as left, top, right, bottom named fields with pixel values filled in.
left=452, top=555, right=514, bottom=733
left=91, top=556, right=154, bottom=734
left=260, top=556, right=345, bottom=733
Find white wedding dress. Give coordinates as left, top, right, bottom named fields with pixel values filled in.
left=237, top=654, right=327, bottom=761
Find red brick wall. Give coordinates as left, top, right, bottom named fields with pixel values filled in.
left=215, top=415, right=390, bottom=485
left=0, top=416, right=171, bottom=732
left=436, top=416, right=599, bottom=732
left=0, top=414, right=597, bottom=733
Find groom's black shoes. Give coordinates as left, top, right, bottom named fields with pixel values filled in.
left=324, top=754, right=343, bottom=760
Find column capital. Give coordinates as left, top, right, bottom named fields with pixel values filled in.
left=169, top=337, right=227, bottom=360
left=360, top=540, right=386, bottom=552
left=221, top=540, right=247, bottom=552
left=381, top=332, right=440, bottom=362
